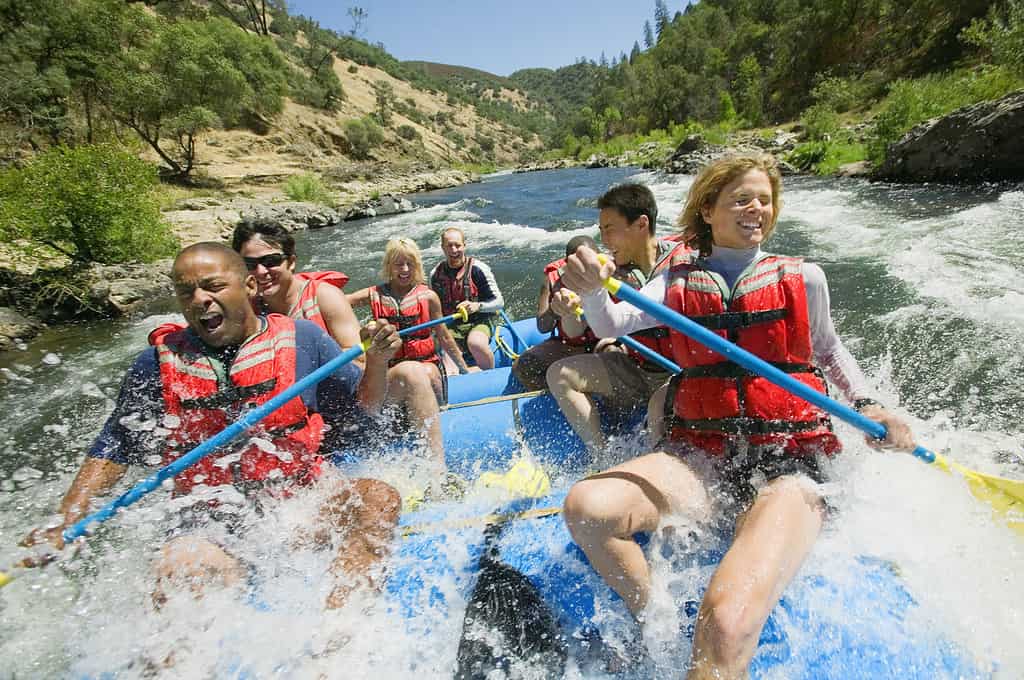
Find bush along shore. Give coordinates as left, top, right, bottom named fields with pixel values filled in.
left=0, top=155, right=480, bottom=352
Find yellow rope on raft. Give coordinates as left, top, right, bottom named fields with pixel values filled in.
left=442, top=390, right=547, bottom=411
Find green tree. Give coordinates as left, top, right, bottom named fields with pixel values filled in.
left=372, top=80, right=395, bottom=126
left=654, top=0, right=670, bottom=41
left=97, top=15, right=288, bottom=178
left=963, top=0, right=1024, bottom=75
left=643, top=20, right=655, bottom=49
left=0, top=145, right=178, bottom=263
left=733, top=55, right=764, bottom=125
left=344, top=116, right=384, bottom=158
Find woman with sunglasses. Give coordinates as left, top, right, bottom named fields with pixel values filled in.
left=232, top=220, right=447, bottom=470
left=348, top=237, right=470, bottom=406
left=558, top=154, right=916, bottom=677
left=232, top=219, right=361, bottom=358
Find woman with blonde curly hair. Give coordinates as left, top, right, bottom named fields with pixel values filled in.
left=556, top=154, right=916, bottom=677
left=348, top=237, right=469, bottom=407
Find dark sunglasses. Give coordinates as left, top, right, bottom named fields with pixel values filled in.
left=243, top=253, right=288, bottom=270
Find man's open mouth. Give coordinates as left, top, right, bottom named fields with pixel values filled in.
left=201, top=314, right=224, bottom=332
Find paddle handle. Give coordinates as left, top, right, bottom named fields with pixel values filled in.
left=571, top=298, right=682, bottom=374
left=603, top=280, right=934, bottom=464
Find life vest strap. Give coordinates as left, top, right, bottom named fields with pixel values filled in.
left=678, top=361, right=814, bottom=379
left=672, top=416, right=831, bottom=436
left=688, top=308, right=787, bottom=331
left=629, top=326, right=670, bottom=340
left=179, top=378, right=277, bottom=411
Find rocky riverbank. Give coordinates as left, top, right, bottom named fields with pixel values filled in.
left=0, top=164, right=479, bottom=352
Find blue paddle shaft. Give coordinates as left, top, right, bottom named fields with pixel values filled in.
left=608, top=283, right=934, bottom=464
left=616, top=334, right=682, bottom=374
left=399, top=311, right=463, bottom=336
left=62, top=313, right=470, bottom=543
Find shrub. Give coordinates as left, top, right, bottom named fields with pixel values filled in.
left=962, top=1, right=1024, bottom=76
left=347, top=64, right=358, bottom=74
left=0, top=145, right=178, bottom=264
left=396, top=124, right=421, bottom=141
left=810, top=75, right=864, bottom=113
left=801, top=103, right=840, bottom=141
left=282, top=173, right=334, bottom=205
left=344, top=116, right=385, bottom=159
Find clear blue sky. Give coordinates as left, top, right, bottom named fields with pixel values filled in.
left=287, top=1, right=690, bottom=76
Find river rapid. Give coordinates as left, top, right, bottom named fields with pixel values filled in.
left=1, top=167, right=1022, bottom=678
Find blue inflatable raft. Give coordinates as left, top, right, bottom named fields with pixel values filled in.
left=333, top=317, right=987, bottom=678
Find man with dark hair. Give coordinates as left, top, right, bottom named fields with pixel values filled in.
left=22, top=243, right=403, bottom=609
left=512, top=235, right=601, bottom=390
left=547, top=183, right=684, bottom=456
left=430, top=227, right=504, bottom=371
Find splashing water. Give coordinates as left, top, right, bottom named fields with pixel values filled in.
left=1, top=168, right=1022, bottom=677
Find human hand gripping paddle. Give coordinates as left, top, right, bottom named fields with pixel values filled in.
left=573, top=254, right=1024, bottom=535
left=2, top=309, right=472, bottom=589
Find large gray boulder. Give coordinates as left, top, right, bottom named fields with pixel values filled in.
left=0, top=307, right=43, bottom=351
left=343, top=194, right=416, bottom=221
left=874, top=90, right=1024, bottom=183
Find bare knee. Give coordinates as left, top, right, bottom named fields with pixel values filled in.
left=695, top=589, right=765, bottom=665
left=352, top=478, right=401, bottom=527
left=546, top=358, right=578, bottom=394
left=154, top=536, right=245, bottom=605
left=563, top=480, right=625, bottom=541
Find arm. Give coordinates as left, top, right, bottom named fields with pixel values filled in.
left=804, top=262, right=915, bottom=449
left=549, top=287, right=590, bottom=338
left=22, top=348, right=163, bottom=553
left=562, top=244, right=661, bottom=337
left=317, top=283, right=365, bottom=368
left=535, top=280, right=558, bottom=334
left=428, top=291, right=471, bottom=374
left=345, top=286, right=372, bottom=309
left=356, top=320, right=401, bottom=414
left=466, top=260, right=504, bottom=314
left=21, top=458, right=128, bottom=553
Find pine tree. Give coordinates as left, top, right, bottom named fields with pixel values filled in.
left=600, top=51, right=608, bottom=67
left=654, top=0, right=670, bottom=41
left=631, top=41, right=641, bottom=63
left=643, top=20, right=655, bottom=48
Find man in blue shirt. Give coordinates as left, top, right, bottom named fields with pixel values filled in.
left=22, top=242, right=403, bottom=609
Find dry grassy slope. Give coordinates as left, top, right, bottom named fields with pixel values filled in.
left=193, top=55, right=543, bottom=186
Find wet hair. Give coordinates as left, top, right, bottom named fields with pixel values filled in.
left=678, top=154, right=782, bottom=257
left=565, top=234, right=597, bottom=257
left=597, top=183, right=657, bottom=235
left=173, top=242, right=248, bottom=281
left=440, top=226, right=465, bottom=245
left=231, top=218, right=296, bottom=258
left=381, top=237, right=426, bottom=285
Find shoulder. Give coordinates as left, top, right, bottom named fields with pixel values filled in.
left=472, top=259, right=495, bottom=275
left=428, top=262, right=443, bottom=278
left=798, top=261, right=827, bottom=290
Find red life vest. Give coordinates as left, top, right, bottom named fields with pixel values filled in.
left=431, top=257, right=478, bottom=316
left=616, top=240, right=687, bottom=369
left=288, top=271, right=349, bottom=331
left=663, top=251, right=839, bottom=457
left=148, top=314, right=325, bottom=496
left=542, top=257, right=598, bottom=348
left=368, top=283, right=440, bottom=365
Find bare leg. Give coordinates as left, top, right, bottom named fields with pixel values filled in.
left=424, top=361, right=446, bottom=405
left=645, top=383, right=670, bottom=449
left=322, top=478, right=401, bottom=609
left=546, top=354, right=617, bottom=453
left=467, top=328, right=495, bottom=370
left=152, top=535, right=248, bottom=608
left=688, top=476, right=824, bottom=680
left=387, top=361, right=445, bottom=467
left=563, top=452, right=711, bottom=615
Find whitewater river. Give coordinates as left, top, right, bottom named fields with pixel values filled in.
left=1, top=167, right=1022, bottom=678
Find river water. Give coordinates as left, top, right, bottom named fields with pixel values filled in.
left=1, top=167, right=1023, bottom=677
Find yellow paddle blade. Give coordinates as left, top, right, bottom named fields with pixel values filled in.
left=475, top=459, right=551, bottom=499
left=0, top=570, right=12, bottom=588
left=933, top=453, right=1024, bottom=536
